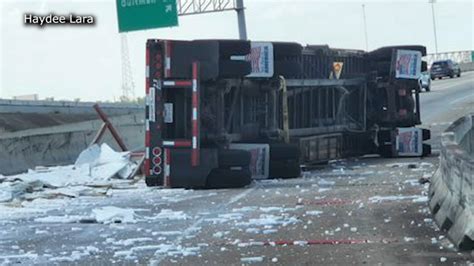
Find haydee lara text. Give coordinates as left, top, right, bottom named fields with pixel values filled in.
left=24, top=13, right=95, bottom=27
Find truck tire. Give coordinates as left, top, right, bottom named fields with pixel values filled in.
left=218, top=149, right=251, bottom=168
left=217, top=40, right=251, bottom=58
left=272, top=42, right=303, bottom=59
left=269, top=143, right=300, bottom=160
left=219, top=60, right=252, bottom=78
left=274, top=61, right=302, bottom=78
left=372, top=61, right=391, bottom=77
left=368, top=45, right=427, bottom=60
left=145, top=176, right=162, bottom=187
left=421, top=61, right=428, bottom=72
left=269, top=159, right=301, bottom=179
left=205, top=168, right=252, bottom=189
left=422, top=144, right=432, bottom=156
left=378, top=144, right=394, bottom=158
left=422, top=128, right=431, bottom=141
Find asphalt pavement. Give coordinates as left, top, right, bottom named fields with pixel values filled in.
left=0, top=73, right=473, bottom=265
left=420, top=71, right=474, bottom=150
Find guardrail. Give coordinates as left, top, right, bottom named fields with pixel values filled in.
left=425, top=50, right=474, bottom=67
left=429, top=114, right=474, bottom=250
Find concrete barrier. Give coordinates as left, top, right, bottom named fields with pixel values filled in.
left=460, top=62, right=474, bottom=72
left=0, top=99, right=143, bottom=115
left=0, top=114, right=144, bottom=176
left=429, top=114, right=474, bottom=250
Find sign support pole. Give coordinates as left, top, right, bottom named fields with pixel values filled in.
left=235, top=0, right=248, bottom=40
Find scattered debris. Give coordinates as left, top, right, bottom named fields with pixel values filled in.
left=241, top=256, right=264, bottom=263
left=0, top=144, right=138, bottom=204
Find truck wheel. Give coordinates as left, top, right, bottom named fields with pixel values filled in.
left=269, top=159, right=301, bottom=179
left=372, top=61, right=391, bottom=77
left=274, top=61, right=303, bottom=78
left=217, top=40, right=251, bottom=58
left=145, top=176, right=162, bottom=187
left=219, top=60, right=252, bottom=78
left=378, top=144, right=394, bottom=158
left=269, top=143, right=300, bottom=160
left=421, top=61, right=428, bottom=72
left=205, top=168, right=252, bottom=189
left=368, top=45, right=427, bottom=60
left=272, top=42, right=303, bottom=59
left=422, top=144, right=432, bottom=156
left=422, top=128, right=431, bottom=141
left=218, top=149, right=251, bottom=168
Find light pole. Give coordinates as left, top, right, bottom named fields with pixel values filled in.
left=235, top=0, right=248, bottom=40
left=429, top=0, right=439, bottom=54
left=362, top=4, right=369, bottom=51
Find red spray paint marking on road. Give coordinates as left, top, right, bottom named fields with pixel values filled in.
left=299, top=198, right=353, bottom=206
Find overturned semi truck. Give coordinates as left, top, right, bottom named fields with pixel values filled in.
left=144, top=39, right=431, bottom=188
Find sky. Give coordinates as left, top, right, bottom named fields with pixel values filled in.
left=0, top=0, right=473, bottom=101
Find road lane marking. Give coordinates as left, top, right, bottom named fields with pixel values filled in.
left=450, top=93, right=474, bottom=105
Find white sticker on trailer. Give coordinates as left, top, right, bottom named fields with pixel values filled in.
left=396, top=127, right=423, bottom=156
left=164, top=103, right=173, bottom=123
left=395, top=50, right=422, bottom=79
left=246, top=42, right=274, bottom=78
left=229, top=143, right=270, bottom=179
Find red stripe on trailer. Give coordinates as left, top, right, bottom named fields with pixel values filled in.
left=164, top=148, right=171, bottom=187
left=163, top=140, right=192, bottom=147
left=175, top=80, right=192, bottom=87
left=145, top=131, right=151, bottom=148
left=163, top=80, right=193, bottom=87
left=192, top=148, right=199, bottom=166
left=192, top=62, right=198, bottom=81
left=175, top=140, right=192, bottom=147
left=144, top=159, right=151, bottom=176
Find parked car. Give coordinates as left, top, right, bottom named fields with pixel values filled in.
left=430, top=59, right=461, bottom=80
left=418, top=71, right=431, bottom=91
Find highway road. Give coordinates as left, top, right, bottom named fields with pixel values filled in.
left=420, top=71, right=474, bottom=150
left=0, top=73, right=473, bottom=265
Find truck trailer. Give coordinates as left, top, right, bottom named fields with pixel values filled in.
left=144, top=39, right=430, bottom=188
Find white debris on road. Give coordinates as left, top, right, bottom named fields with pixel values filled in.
left=0, top=144, right=138, bottom=205
left=241, top=256, right=264, bottom=263
left=33, top=206, right=138, bottom=224
left=369, top=195, right=427, bottom=203
left=305, top=210, right=323, bottom=216
left=237, top=214, right=299, bottom=227
left=93, top=206, right=136, bottom=224
left=147, top=209, right=188, bottom=220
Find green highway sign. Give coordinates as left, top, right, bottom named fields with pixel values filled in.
left=471, top=51, right=474, bottom=62
left=116, top=0, right=178, bottom=32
